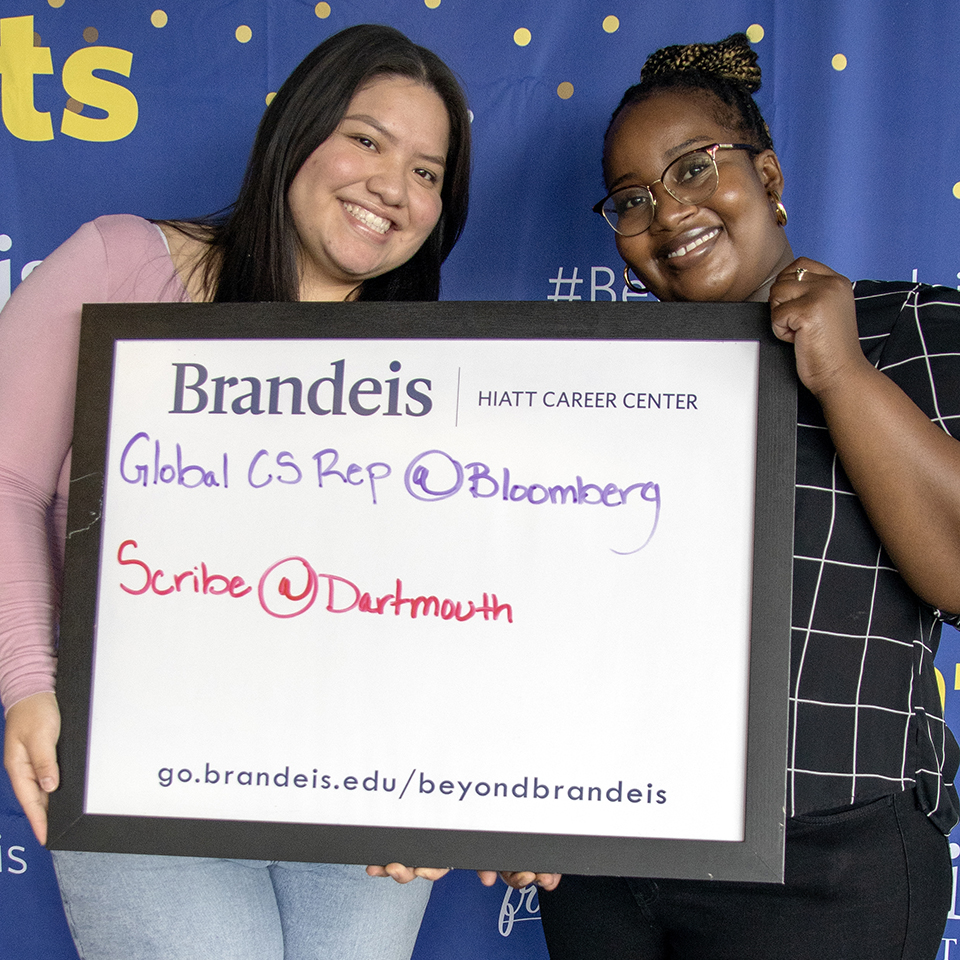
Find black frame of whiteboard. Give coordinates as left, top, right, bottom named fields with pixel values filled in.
left=49, top=299, right=795, bottom=883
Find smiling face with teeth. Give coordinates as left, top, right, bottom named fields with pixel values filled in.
left=603, top=89, right=794, bottom=303
left=286, top=74, right=450, bottom=301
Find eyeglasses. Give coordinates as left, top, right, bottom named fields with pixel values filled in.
left=592, top=143, right=758, bottom=237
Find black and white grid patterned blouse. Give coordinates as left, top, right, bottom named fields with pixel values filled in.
left=789, top=279, right=960, bottom=832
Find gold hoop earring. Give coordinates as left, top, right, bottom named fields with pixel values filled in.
left=623, top=264, right=648, bottom=294
left=772, top=192, right=788, bottom=227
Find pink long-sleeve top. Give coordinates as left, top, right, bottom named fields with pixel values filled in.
left=0, top=215, right=188, bottom=711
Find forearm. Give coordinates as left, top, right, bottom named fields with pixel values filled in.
left=0, top=225, right=98, bottom=711
left=0, top=462, right=62, bottom=711
left=817, top=360, right=960, bottom=613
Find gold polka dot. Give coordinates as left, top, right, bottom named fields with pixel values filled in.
left=557, top=81, right=574, bottom=100
left=602, top=15, right=619, bottom=33
left=832, top=53, right=847, bottom=71
left=34, top=32, right=42, bottom=46
left=266, top=92, right=276, bottom=106
left=746, top=24, right=764, bottom=43
left=236, top=25, right=253, bottom=43
left=47, top=0, right=65, bottom=8
left=952, top=181, right=960, bottom=200
left=514, top=27, right=532, bottom=47
left=83, top=26, right=98, bottom=43
left=425, top=0, right=441, bottom=7
left=314, top=2, right=331, bottom=16
left=151, top=10, right=168, bottom=28
left=65, top=98, right=83, bottom=114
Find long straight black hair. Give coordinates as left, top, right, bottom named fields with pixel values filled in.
left=186, top=24, right=470, bottom=303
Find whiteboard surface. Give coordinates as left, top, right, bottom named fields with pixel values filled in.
left=85, top=336, right=758, bottom=842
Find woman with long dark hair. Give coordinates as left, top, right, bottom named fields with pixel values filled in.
left=0, top=23, right=470, bottom=960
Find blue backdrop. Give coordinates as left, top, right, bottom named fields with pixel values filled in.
left=2, top=1, right=960, bottom=957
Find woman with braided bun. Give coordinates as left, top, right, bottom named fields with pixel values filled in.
left=531, top=32, right=960, bottom=959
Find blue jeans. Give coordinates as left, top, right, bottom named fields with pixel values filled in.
left=52, top=852, right=432, bottom=960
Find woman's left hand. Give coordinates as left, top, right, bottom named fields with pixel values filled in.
left=768, top=257, right=872, bottom=399
left=366, top=864, right=451, bottom=883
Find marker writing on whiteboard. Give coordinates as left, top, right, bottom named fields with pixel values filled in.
left=114, top=541, right=511, bottom=624
left=246, top=447, right=390, bottom=504
left=117, top=539, right=251, bottom=597
left=403, top=449, right=661, bottom=553
left=258, top=556, right=512, bottom=624
left=119, top=432, right=228, bottom=489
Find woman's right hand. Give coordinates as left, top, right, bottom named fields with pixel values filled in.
left=3, top=692, right=60, bottom=845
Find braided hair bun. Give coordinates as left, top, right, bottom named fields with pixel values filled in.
left=605, top=32, right=772, bottom=152
left=639, top=33, right=761, bottom=93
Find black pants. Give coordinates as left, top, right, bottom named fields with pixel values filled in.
left=539, top=790, right=951, bottom=960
